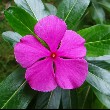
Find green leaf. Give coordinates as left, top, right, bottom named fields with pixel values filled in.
left=46, top=87, right=61, bottom=109
left=87, top=62, right=110, bottom=96
left=87, top=57, right=110, bottom=108
left=78, top=25, right=110, bottom=57
left=91, top=95, right=106, bottom=109
left=36, top=87, right=61, bottom=109
left=76, top=82, right=95, bottom=109
left=61, top=90, right=71, bottom=109
left=94, top=89, right=110, bottom=109
left=2, top=31, right=22, bottom=46
left=87, top=55, right=110, bottom=70
left=61, top=90, right=78, bottom=109
left=70, top=90, right=78, bottom=109
left=0, top=67, right=36, bottom=109
left=0, top=68, right=24, bottom=108
left=57, top=0, right=90, bottom=29
left=35, top=92, right=51, bottom=109
left=98, top=1, right=110, bottom=13
left=44, top=3, right=57, bottom=15
left=5, top=7, right=37, bottom=36
left=91, top=1, right=105, bottom=24
left=14, top=0, right=57, bottom=20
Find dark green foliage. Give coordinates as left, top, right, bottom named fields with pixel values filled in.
left=1, top=0, right=110, bottom=109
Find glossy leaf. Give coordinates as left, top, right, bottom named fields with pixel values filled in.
left=47, top=87, right=61, bottom=109
left=87, top=57, right=110, bottom=108
left=36, top=87, right=61, bottom=109
left=0, top=67, right=36, bottom=109
left=91, top=2, right=105, bottom=24
left=3, top=84, right=36, bottom=109
left=70, top=90, right=78, bottom=109
left=98, top=1, right=110, bottom=12
left=91, top=95, right=106, bottom=109
left=5, top=7, right=37, bottom=36
left=61, top=89, right=78, bottom=109
left=44, top=3, right=57, bottom=15
left=57, top=0, right=90, bottom=29
left=14, top=0, right=57, bottom=20
left=78, top=25, right=110, bottom=57
left=35, top=92, right=51, bottom=109
left=87, top=62, right=110, bottom=96
left=94, top=89, right=110, bottom=109
left=2, top=31, right=22, bottom=46
left=0, top=68, right=24, bottom=108
left=87, top=54, right=110, bottom=96
left=61, top=90, right=71, bottom=109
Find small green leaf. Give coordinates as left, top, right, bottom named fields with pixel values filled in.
left=57, top=0, right=90, bottom=29
left=91, top=2, right=105, bottom=24
left=87, top=62, right=110, bottom=96
left=78, top=25, right=110, bottom=57
left=46, top=87, right=61, bottom=109
left=0, top=67, right=36, bottom=109
left=5, top=7, right=37, bottom=36
left=61, top=89, right=78, bottom=109
left=0, top=67, right=25, bottom=108
left=35, top=92, right=51, bottom=109
left=87, top=57, right=110, bottom=108
left=98, top=1, right=110, bottom=13
left=94, top=89, right=110, bottom=109
left=61, top=90, right=71, bottom=109
left=3, top=84, right=36, bottom=109
left=2, top=31, right=22, bottom=46
left=36, top=87, right=61, bottom=109
left=44, top=3, right=57, bottom=15
left=14, top=0, right=57, bottom=20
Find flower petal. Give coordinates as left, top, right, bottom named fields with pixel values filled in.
left=25, top=58, right=57, bottom=92
left=55, top=58, right=88, bottom=89
left=34, top=15, right=67, bottom=52
left=58, top=30, right=86, bottom=58
left=14, top=35, right=50, bottom=68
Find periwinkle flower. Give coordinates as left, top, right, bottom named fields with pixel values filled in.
left=14, top=15, right=88, bottom=92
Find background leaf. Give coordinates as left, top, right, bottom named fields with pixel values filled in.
left=57, top=0, right=90, bottom=29
left=0, top=67, right=36, bottom=109
left=61, top=89, right=78, bottom=109
left=78, top=25, right=110, bottom=57
left=5, top=7, right=37, bottom=36
left=14, top=0, right=57, bottom=20
left=36, top=87, right=61, bottom=109
left=44, top=3, right=57, bottom=15
left=87, top=56, right=110, bottom=108
left=98, top=1, right=110, bottom=13
left=87, top=62, right=110, bottom=96
left=2, top=31, right=22, bottom=46
left=61, top=90, right=71, bottom=109
left=91, top=1, right=105, bottom=24
left=0, top=67, right=24, bottom=108
left=94, top=89, right=110, bottom=109
left=35, top=92, right=51, bottom=109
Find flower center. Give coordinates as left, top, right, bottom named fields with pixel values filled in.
left=51, top=52, right=57, bottom=59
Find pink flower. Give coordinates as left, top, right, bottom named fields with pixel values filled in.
left=14, top=15, right=88, bottom=92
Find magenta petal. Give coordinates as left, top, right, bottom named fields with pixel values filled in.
left=58, top=30, right=86, bottom=58
left=14, top=35, right=50, bottom=68
left=34, top=15, right=67, bottom=51
left=55, top=58, right=88, bottom=89
left=25, top=58, right=57, bottom=92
